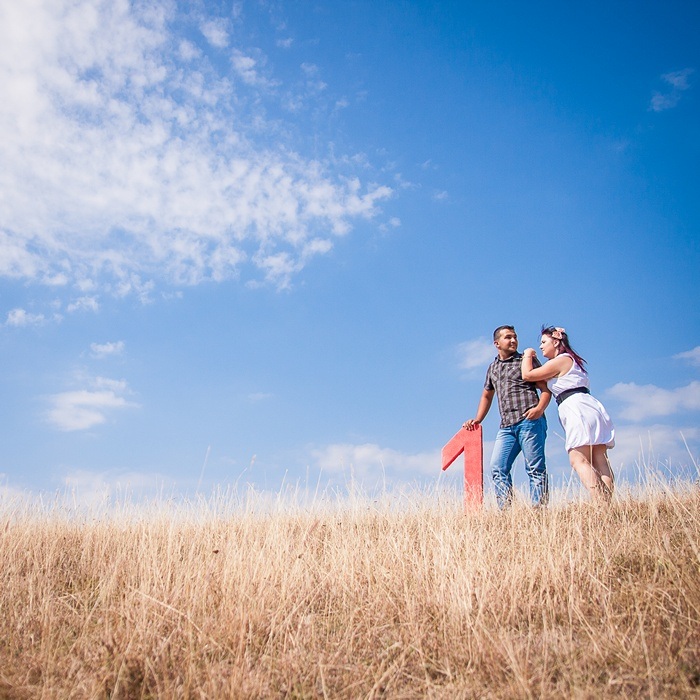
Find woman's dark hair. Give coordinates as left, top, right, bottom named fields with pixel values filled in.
left=541, top=325, right=587, bottom=371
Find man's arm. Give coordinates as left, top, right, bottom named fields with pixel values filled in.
left=463, top=388, right=495, bottom=430
left=523, top=381, right=552, bottom=420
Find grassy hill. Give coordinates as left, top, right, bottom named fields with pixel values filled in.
left=2, top=486, right=699, bottom=698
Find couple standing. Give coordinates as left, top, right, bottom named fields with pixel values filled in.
left=463, top=325, right=615, bottom=507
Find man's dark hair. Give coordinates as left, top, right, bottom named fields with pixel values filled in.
left=493, top=325, right=515, bottom=341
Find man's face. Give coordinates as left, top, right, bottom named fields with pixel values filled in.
left=494, top=329, right=518, bottom=357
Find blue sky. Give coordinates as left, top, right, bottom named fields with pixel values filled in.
left=1, top=0, right=698, bottom=504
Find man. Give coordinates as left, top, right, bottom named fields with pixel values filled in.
left=464, top=325, right=550, bottom=508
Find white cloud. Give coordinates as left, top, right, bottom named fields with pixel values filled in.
left=67, top=296, right=99, bottom=313
left=5, top=308, right=46, bottom=327
left=378, top=215, right=401, bottom=233
left=199, top=19, right=229, bottom=48
left=90, top=340, right=125, bottom=358
left=457, top=337, right=495, bottom=372
left=231, top=48, right=277, bottom=88
left=93, top=376, right=128, bottom=392
left=178, top=39, right=200, bottom=61
left=606, top=424, right=699, bottom=479
left=0, top=230, right=46, bottom=280
left=650, top=68, right=694, bottom=112
left=248, top=391, right=272, bottom=402
left=61, top=468, right=175, bottom=508
left=0, top=480, right=33, bottom=505
left=674, top=346, right=700, bottom=367
left=309, top=428, right=699, bottom=498
left=46, top=376, right=138, bottom=431
left=311, top=442, right=440, bottom=480
left=606, top=380, right=700, bottom=422
left=300, top=62, right=326, bottom=93
left=0, top=0, right=392, bottom=297
left=650, top=92, right=681, bottom=112
left=663, top=68, right=694, bottom=90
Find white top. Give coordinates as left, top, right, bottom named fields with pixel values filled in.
left=545, top=353, right=615, bottom=451
left=547, top=353, right=589, bottom=397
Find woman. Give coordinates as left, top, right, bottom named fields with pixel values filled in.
left=521, top=326, right=615, bottom=501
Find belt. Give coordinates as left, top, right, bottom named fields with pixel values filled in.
left=555, top=387, right=590, bottom=406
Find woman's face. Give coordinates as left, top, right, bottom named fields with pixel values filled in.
left=539, top=334, right=560, bottom=359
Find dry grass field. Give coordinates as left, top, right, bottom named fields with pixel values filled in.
left=1, top=484, right=699, bottom=699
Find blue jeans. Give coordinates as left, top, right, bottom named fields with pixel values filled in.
left=490, top=417, right=548, bottom=509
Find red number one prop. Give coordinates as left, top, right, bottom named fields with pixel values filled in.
left=441, top=425, right=483, bottom=509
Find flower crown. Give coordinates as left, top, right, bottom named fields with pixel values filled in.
left=551, top=327, right=566, bottom=340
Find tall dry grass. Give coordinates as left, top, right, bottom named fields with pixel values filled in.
left=1, top=484, right=699, bottom=699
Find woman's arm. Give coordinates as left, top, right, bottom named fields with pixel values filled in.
left=521, top=351, right=572, bottom=382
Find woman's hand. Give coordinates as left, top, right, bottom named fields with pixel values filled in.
left=522, top=348, right=537, bottom=358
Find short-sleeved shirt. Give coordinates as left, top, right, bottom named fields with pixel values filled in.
left=484, top=352, right=543, bottom=428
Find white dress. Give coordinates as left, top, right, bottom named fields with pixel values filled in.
left=547, top=354, right=615, bottom=452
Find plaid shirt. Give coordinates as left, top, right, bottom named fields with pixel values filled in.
left=485, top=352, right=543, bottom=428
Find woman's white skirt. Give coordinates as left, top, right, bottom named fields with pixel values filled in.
left=558, top=393, right=615, bottom=452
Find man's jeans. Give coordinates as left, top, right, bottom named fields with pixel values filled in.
left=490, top=417, right=548, bottom=509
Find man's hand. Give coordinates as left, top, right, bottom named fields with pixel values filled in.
left=463, top=419, right=480, bottom=430
left=523, top=407, right=543, bottom=421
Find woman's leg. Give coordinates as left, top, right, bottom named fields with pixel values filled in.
left=568, top=445, right=612, bottom=502
left=592, top=445, right=614, bottom=494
